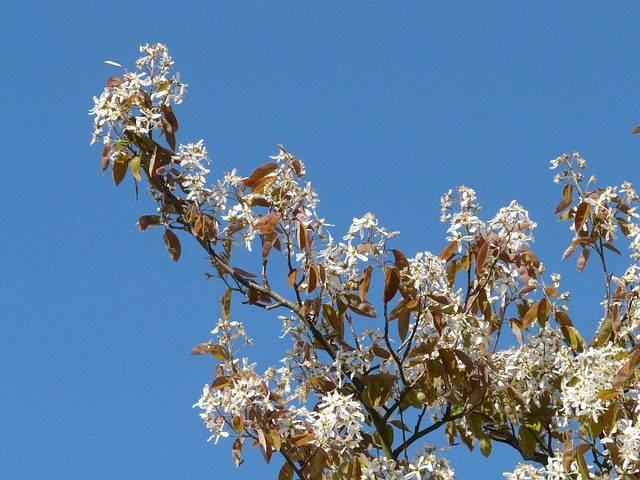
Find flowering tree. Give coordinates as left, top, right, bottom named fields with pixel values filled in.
left=90, top=44, right=640, bottom=479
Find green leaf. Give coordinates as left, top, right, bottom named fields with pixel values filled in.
left=479, top=437, right=492, bottom=457
left=517, top=426, right=536, bottom=459
left=222, top=287, right=231, bottom=321
left=130, top=155, right=141, bottom=181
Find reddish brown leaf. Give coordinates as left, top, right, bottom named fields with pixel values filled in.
left=112, top=155, right=128, bottom=186
left=254, top=213, right=280, bottom=235
left=190, top=343, right=211, bottom=355
left=136, top=215, right=156, bottom=232
left=161, top=105, right=179, bottom=133
left=562, top=242, right=578, bottom=261
left=576, top=248, right=590, bottom=273
left=287, top=268, right=298, bottom=287
left=307, top=264, right=318, bottom=293
left=106, top=76, right=125, bottom=87
left=631, top=125, right=640, bottom=135
left=397, top=308, right=410, bottom=341
left=278, top=463, right=294, bottom=480
left=574, top=201, right=591, bottom=234
left=475, top=241, right=491, bottom=275
left=438, top=241, right=459, bottom=261
left=101, top=144, right=111, bottom=173
left=240, top=162, right=278, bottom=188
left=383, top=267, right=400, bottom=304
left=359, top=265, right=373, bottom=302
left=163, top=229, right=181, bottom=261
left=149, top=146, right=162, bottom=177
left=345, top=294, right=377, bottom=318
left=297, top=221, right=308, bottom=250
left=232, top=437, right=244, bottom=467
left=554, top=197, right=573, bottom=215
left=391, top=249, right=409, bottom=270
left=612, top=349, right=640, bottom=390
left=261, top=231, right=278, bottom=261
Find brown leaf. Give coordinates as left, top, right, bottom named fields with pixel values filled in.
left=112, top=154, right=129, bottom=186
left=232, top=438, right=244, bottom=467
left=101, top=144, right=111, bottom=173
left=345, top=294, right=377, bottom=318
left=261, top=231, right=278, bottom=261
left=475, top=241, right=490, bottom=275
left=562, top=242, right=578, bottom=261
left=161, top=105, right=179, bottom=134
left=149, top=146, right=162, bottom=177
left=554, top=197, right=573, bottom=215
left=576, top=248, right=590, bottom=273
left=307, top=264, right=318, bottom=293
left=106, top=76, right=125, bottom=87
left=391, top=249, right=409, bottom=270
left=438, top=241, right=459, bottom=261
left=254, top=213, right=280, bottom=235
left=574, top=201, right=591, bottom=234
left=287, top=268, right=298, bottom=287
left=278, top=463, right=294, bottom=480
left=190, top=343, right=211, bottom=355
left=359, top=265, right=373, bottom=302
left=383, top=267, right=400, bottom=304
left=297, top=221, right=308, bottom=250
left=612, top=349, right=640, bottom=390
left=240, top=162, right=278, bottom=188
left=163, top=229, right=181, bottom=261
left=162, top=120, right=176, bottom=151
left=631, top=125, right=640, bottom=135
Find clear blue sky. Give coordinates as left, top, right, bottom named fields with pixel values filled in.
left=2, top=2, right=639, bottom=479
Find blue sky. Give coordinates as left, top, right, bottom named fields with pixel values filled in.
left=2, top=2, right=639, bottom=479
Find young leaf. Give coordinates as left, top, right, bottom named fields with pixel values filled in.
left=476, top=241, right=491, bottom=276
left=101, top=144, right=111, bottom=173
left=438, top=240, right=459, bottom=261
left=576, top=248, right=590, bottom=273
left=278, top=463, right=293, bottom=480
left=611, top=349, right=640, bottom=390
left=574, top=201, right=591, bottom=234
left=359, top=265, right=373, bottom=302
left=163, top=229, right=181, bottom=261
left=136, top=215, right=161, bottom=232
left=162, top=105, right=179, bottom=133
left=232, top=438, right=244, bottom=467
left=254, top=213, right=280, bottom=235
left=112, top=155, right=129, bottom=186
left=222, top=287, right=231, bottom=321
left=130, top=155, right=141, bottom=182
left=383, top=267, right=400, bottom=304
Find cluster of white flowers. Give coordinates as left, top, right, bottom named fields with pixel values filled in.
left=89, top=43, right=187, bottom=146
left=441, top=186, right=485, bottom=243
left=306, top=391, right=365, bottom=451
left=602, top=418, right=640, bottom=475
left=318, top=213, right=395, bottom=294
left=504, top=455, right=594, bottom=480
left=491, top=326, right=568, bottom=410
left=172, top=140, right=228, bottom=213
left=488, top=200, right=537, bottom=253
left=560, top=344, right=627, bottom=422
left=359, top=449, right=454, bottom=480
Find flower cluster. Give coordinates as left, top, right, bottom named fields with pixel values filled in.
left=89, top=43, right=186, bottom=147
